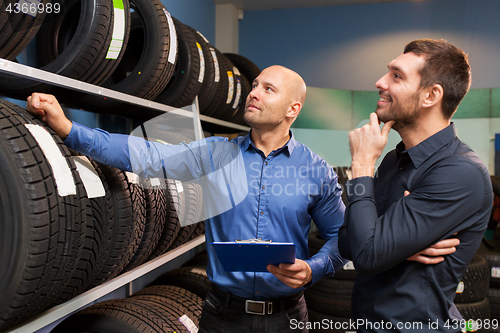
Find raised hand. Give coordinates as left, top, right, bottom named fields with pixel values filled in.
left=349, top=112, right=394, bottom=178
left=26, top=93, right=72, bottom=140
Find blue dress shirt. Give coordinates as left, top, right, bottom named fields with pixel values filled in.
left=65, top=122, right=346, bottom=299
left=339, top=124, right=492, bottom=332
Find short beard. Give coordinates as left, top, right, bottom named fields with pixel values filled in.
left=377, top=91, right=421, bottom=131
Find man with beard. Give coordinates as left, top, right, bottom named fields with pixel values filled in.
left=28, top=64, right=455, bottom=332
left=339, top=39, right=492, bottom=332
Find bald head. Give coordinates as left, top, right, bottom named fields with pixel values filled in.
left=260, top=65, right=307, bottom=106
left=244, top=65, right=307, bottom=131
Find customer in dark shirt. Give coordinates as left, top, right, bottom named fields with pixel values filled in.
left=339, top=39, right=492, bottom=332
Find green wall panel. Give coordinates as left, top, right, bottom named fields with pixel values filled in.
left=295, top=87, right=352, bottom=130
left=455, top=89, right=491, bottom=118
left=352, top=91, right=380, bottom=127
left=294, top=87, right=498, bottom=130
left=492, top=88, right=500, bottom=117
left=291, top=86, right=499, bottom=175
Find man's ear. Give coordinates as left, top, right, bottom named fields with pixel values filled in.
left=421, top=84, right=444, bottom=109
left=287, top=101, right=302, bottom=118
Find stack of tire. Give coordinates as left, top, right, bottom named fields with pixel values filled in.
left=0, top=0, right=132, bottom=101
left=51, top=285, right=204, bottom=333
left=137, top=131, right=206, bottom=259
left=332, top=166, right=351, bottom=205
left=0, top=0, right=260, bottom=127
left=306, top=232, right=357, bottom=333
left=50, top=253, right=211, bottom=332
left=0, top=0, right=50, bottom=60
left=481, top=242, right=500, bottom=331
left=184, top=250, right=210, bottom=268
left=478, top=175, right=500, bottom=332
left=0, top=98, right=206, bottom=331
left=151, top=263, right=211, bottom=300
left=453, top=254, right=491, bottom=333
left=0, top=97, right=91, bottom=330
left=303, top=167, right=355, bottom=332
left=486, top=245, right=500, bottom=332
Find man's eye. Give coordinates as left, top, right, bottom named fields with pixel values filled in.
left=394, top=73, right=401, bottom=79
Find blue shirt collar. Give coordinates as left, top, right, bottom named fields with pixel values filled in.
left=243, top=130, right=297, bottom=157
left=396, top=123, right=457, bottom=168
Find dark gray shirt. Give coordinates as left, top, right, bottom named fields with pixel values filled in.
left=339, top=123, right=492, bottom=332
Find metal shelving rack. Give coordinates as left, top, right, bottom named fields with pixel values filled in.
left=0, top=58, right=250, bottom=137
left=0, top=58, right=250, bottom=333
left=6, top=237, right=206, bottom=333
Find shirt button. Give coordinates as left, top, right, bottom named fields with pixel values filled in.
left=265, top=162, right=268, bottom=165
left=256, top=290, right=259, bottom=294
left=260, top=211, right=264, bottom=215
left=262, top=185, right=265, bottom=189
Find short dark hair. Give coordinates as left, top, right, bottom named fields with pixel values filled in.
left=404, top=39, right=471, bottom=119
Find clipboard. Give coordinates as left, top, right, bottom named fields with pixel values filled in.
left=211, top=239, right=295, bottom=272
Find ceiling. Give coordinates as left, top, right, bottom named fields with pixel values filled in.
left=212, top=0, right=429, bottom=11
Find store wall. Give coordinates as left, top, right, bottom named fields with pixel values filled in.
left=239, top=0, right=500, bottom=91
left=294, top=87, right=499, bottom=172
left=161, top=0, right=215, bottom=43
left=238, top=0, right=500, bottom=173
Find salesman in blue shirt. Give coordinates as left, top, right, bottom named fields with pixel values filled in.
left=339, top=39, right=493, bottom=332
left=27, top=65, right=346, bottom=332
left=27, top=64, right=455, bottom=332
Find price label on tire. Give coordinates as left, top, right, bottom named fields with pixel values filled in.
left=456, top=281, right=464, bottom=294
left=343, top=261, right=355, bottom=270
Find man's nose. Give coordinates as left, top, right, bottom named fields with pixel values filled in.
left=375, top=74, right=389, bottom=91
left=248, top=86, right=261, bottom=100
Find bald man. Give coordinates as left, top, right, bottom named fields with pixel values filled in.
left=27, top=65, right=345, bottom=332
left=27, top=65, right=457, bottom=332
